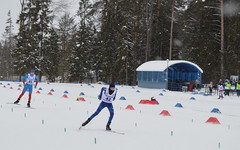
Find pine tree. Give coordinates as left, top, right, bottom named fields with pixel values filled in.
left=145, top=0, right=154, bottom=61
left=13, top=0, right=55, bottom=81
left=57, top=13, right=77, bottom=83
left=95, top=0, right=148, bottom=84
left=90, top=28, right=102, bottom=82
left=150, top=0, right=172, bottom=61
left=98, top=0, right=120, bottom=83
left=129, top=0, right=146, bottom=85
left=223, top=0, right=240, bottom=77
left=112, top=0, right=141, bottom=85
left=37, top=0, right=54, bottom=81
left=1, top=10, right=15, bottom=80
left=182, top=0, right=222, bottom=82
left=69, top=0, right=94, bottom=82
left=43, top=27, right=60, bottom=82
left=13, top=0, right=29, bottom=78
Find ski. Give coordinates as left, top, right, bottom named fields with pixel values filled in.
left=106, top=130, right=125, bottom=135
left=26, top=106, right=35, bottom=109
left=6, top=102, right=35, bottom=109
left=6, top=102, right=20, bottom=105
left=78, top=127, right=124, bottom=135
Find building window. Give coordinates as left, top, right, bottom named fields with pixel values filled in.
left=137, top=71, right=142, bottom=81
left=158, top=72, right=165, bottom=82
left=147, top=72, right=152, bottom=81
left=143, top=72, right=147, bottom=81
left=153, top=72, right=158, bottom=82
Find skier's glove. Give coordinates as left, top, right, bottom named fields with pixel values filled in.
left=34, top=85, right=37, bottom=89
left=98, top=95, right=101, bottom=100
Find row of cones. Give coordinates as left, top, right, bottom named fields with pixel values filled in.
left=6, top=86, right=38, bottom=93
left=43, top=92, right=87, bottom=101
left=34, top=90, right=69, bottom=98
left=4, top=85, right=221, bottom=124
left=125, top=105, right=171, bottom=116
left=38, top=91, right=87, bottom=101
left=37, top=91, right=68, bottom=98
left=125, top=105, right=221, bottom=124
left=7, top=87, right=87, bottom=102
left=4, top=86, right=16, bottom=89
left=4, top=86, right=68, bottom=96
left=4, top=85, right=88, bottom=102
left=8, top=86, right=26, bottom=91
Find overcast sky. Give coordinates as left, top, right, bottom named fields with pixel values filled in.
left=0, top=0, right=21, bottom=39
left=0, top=0, right=79, bottom=41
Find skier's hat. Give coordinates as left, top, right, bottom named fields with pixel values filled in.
left=109, top=82, right=115, bottom=88
left=31, top=69, right=35, bottom=73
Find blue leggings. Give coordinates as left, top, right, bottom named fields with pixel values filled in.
left=23, top=84, right=33, bottom=94
left=89, top=101, right=114, bottom=123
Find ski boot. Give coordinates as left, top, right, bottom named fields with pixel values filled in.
left=82, top=118, right=91, bottom=126
left=27, top=102, right=31, bottom=108
left=106, top=122, right=111, bottom=131
left=14, top=98, right=20, bottom=104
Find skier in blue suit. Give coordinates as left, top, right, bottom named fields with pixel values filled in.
left=14, top=69, right=39, bottom=107
left=81, top=83, right=117, bottom=130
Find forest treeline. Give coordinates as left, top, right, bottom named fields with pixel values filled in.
left=0, top=0, right=239, bottom=84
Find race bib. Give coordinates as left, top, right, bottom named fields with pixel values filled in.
left=26, top=74, right=35, bottom=85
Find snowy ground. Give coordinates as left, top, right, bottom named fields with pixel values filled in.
left=0, top=81, right=240, bottom=150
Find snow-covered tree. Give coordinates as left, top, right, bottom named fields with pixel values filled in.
left=57, top=13, right=77, bottom=83
left=43, top=27, right=60, bottom=82
left=1, top=10, right=15, bottom=80
left=69, top=0, right=94, bottom=82
left=13, top=0, right=55, bottom=81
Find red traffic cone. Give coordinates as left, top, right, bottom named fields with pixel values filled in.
left=48, top=92, right=53, bottom=95
left=125, top=105, right=135, bottom=110
left=62, top=94, right=68, bottom=98
left=205, top=117, right=220, bottom=124
left=79, top=97, right=85, bottom=101
left=160, top=110, right=171, bottom=116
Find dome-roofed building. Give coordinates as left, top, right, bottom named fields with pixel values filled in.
left=136, top=60, right=203, bottom=91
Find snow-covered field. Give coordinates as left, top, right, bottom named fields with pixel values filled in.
left=0, top=81, right=239, bottom=150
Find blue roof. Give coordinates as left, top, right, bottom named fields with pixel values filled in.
left=168, top=63, right=201, bottom=72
